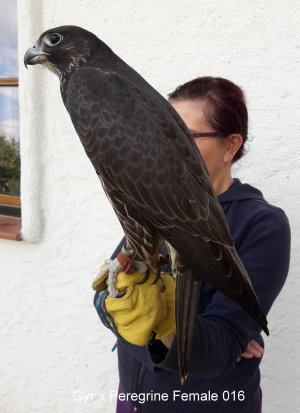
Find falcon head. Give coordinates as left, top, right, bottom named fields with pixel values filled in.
left=24, top=25, right=106, bottom=77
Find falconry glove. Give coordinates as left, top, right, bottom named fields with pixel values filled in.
left=93, top=263, right=175, bottom=346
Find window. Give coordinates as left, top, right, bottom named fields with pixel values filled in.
left=0, top=0, right=21, bottom=240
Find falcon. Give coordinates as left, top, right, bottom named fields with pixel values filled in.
left=24, top=26, right=269, bottom=382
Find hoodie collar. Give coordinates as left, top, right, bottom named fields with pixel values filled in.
left=217, top=179, right=266, bottom=203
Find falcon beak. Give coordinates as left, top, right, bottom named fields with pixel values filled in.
left=24, top=41, right=50, bottom=68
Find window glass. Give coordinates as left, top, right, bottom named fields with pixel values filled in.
left=0, top=0, right=20, bottom=198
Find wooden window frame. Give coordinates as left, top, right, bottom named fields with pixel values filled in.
left=0, top=77, right=22, bottom=240
left=0, top=78, right=19, bottom=86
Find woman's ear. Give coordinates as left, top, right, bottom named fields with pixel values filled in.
left=224, top=134, right=243, bottom=163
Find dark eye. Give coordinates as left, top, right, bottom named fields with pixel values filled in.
left=49, top=33, right=62, bottom=45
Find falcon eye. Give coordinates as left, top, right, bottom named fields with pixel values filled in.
left=49, top=33, right=62, bottom=45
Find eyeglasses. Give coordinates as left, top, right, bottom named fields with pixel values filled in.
left=191, top=132, right=227, bottom=138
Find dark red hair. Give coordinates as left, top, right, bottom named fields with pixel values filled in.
left=168, top=77, right=248, bottom=163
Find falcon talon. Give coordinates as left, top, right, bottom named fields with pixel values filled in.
left=151, top=268, right=161, bottom=285
left=160, top=275, right=166, bottom=293
left=115, top=288, right=127, bottom=298
left=136, top=268, right=149, bottom=285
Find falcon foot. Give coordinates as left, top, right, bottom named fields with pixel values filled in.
left=155, top=251, right=170, bottom=266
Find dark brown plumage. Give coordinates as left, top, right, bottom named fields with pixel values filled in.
left=24, top=25, right=268, bottom=383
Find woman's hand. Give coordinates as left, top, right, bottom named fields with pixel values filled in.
left=161, top=337, right=265, bottom=360
left=94, top=264, right=176, bottom=346
left=160, top=330, right=176, bottom=349
left=237, top=340, right=264, bottom=362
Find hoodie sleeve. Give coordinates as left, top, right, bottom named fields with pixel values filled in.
left=147, top=203, right=291, bottom=378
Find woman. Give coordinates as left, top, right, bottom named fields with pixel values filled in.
left=95, top=77, right=290, bottom=413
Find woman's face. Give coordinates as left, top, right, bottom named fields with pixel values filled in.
left=171, top=99, right=230, bottom=181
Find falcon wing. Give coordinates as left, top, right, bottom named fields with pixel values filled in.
left=66, top=68, right=232, bottom=242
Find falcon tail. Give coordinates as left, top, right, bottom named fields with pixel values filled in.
left=175, top=262, right=202, bottom=383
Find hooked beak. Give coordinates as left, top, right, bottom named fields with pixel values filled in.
left=24, top=41, right=50, bottom=68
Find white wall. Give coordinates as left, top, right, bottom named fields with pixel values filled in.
left=0, top=0, right=299, bottom=411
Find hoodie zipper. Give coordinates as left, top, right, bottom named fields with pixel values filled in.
left=132, top=364, right=146, bottom=411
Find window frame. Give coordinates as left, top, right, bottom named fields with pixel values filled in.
left=0, top=78, right=18, bottom=86
left=0, top=77, right=22, bottom=241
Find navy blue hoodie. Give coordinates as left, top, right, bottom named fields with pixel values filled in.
left=94, top=179, right=290, bottom=413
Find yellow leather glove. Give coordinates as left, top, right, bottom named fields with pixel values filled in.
left=154, top=273, right=176, bottom=340
left=93, top=265, right=175, bottom=346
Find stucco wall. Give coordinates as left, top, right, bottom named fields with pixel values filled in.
left=0, top=0, right=299, bottom=412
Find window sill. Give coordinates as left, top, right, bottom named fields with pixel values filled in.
left=0, top=214, right=22, bottom=241
left=0, top=195, right=21, bottom=206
